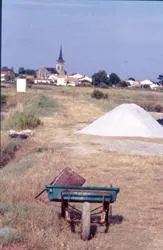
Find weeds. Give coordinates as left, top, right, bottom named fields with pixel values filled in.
left=0, top=139, right=22, bottom=168
left=139, top=103, right=163, bottom=113
left=0, top=229, right=23, bottom=246
left=91, top=89, right=108, bottom=100
left=25, top=94, right=56, bottom=116
left=8, top=111, right=41, bottom=130
left=1, top=95, right=7, bottom=106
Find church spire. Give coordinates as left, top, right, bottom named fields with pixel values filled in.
left=56, top=43, right=65, bottom=75
left=57, top=44, right=65, bottom=63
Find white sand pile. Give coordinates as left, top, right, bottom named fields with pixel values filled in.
left=78, top=103, right=163, bottom=138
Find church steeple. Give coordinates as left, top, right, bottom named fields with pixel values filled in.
left=57, top=45, right=65, bottom=63
left=56, top=44, right=65, bottom=75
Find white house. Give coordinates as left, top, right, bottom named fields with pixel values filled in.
left=79, top=76, right=92, bottom=83
left=140, top=80, right=154, bottom=86
left=34, top=78, right=51, bottom=84
left=150, top=83, right=160, bottom=90
left=71, top=73, right=83, bottom=79
left=56, top=76, right=67, bottom=86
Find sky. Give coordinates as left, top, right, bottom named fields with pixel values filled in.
left=2, top=0, right=163, bottom=80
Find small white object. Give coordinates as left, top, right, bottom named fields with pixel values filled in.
left=16, top=78, right=27, bottom=92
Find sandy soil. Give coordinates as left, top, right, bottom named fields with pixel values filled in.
left=26, top=109, right=163, bottom=250
left=1, top=88, right=163, bottom=250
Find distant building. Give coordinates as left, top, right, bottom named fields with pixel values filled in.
left=36, top=67, right=57, bottom=79
left=34, top=78, right=51, bottom=84
left=35, top=44, right=92, bottom=87
left=56, top=45, right=65, bottom=75
left=1, top=70, right=15, bottom=82
left=140, top=80, right=154, bottom=86
left=36, top=45, right=66, bottom=79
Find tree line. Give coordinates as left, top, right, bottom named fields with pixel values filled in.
left=92, top=70, right=163, bottom=87
left=92, top=71, right=129, bottom=88
left=1, top=66, right=163, bottom=86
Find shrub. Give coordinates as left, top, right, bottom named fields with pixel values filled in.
left=117, top=81, right=130, bottom=88
left=91, top=89, right=108, bottom=100
left=1, top=95, right=7, bottom=106
left=25, top=94, right=56, bottom=116
left=8, top=111, right=41, bottom=130
left=139, top=103, right=163, bottom=113
left=0, top=140, right=22, bottom=168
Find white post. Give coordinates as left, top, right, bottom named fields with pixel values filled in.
left=16, top=78, right=27, bottom=92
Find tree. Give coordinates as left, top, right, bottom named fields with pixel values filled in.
left=117, top=81, right=130, bottom=88
left=109, top=73, right=121, bottom=85
left=2, top=66, right=9, bottom=71
left=25, top=69, right=36, bottom=76
left=18, top=67, right=25, bottom=75
left=128, top=77, right=135, bottom=81
left=158, top=74, right=163, bottom=85
left=92, top=70, right=110, bottom=87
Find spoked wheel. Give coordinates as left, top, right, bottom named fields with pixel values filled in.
left=81, top=202, right=91, bottom=240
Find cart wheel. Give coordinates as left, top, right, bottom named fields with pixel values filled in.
left=81, top=202, right=90, bottom=241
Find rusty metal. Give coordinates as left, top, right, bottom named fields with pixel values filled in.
left=35, top=168, right=85, bottom=199
left=54, top=168, right=85, bottom=186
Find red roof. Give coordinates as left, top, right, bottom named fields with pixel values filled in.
left=1, top=71, right=15, bottom=76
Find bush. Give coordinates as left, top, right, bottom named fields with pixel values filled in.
left=25, top=94, right=56, bottom=116
left=1, top=95, right=7, bottom=106
left=139, top=103, right=163, bottom=113
left=0, top=140, right=22, bottom=168
left=91, top=89, right=108, bottom=100
left=99, top=82, right=109, bottom=89
left=117, top=81, right=130, bottom=88
left=9, top=111, right=41, bottom=130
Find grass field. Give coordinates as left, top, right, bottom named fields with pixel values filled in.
left=0, top=86, right=163, bottom=250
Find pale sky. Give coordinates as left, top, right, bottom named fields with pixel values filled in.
left=2, top=0, right=163, bottom=80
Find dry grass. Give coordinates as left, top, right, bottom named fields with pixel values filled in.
left=0, top=86, right=163, bottom=250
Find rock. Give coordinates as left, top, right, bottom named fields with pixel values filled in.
left=9, top=129, right=33, bottom=139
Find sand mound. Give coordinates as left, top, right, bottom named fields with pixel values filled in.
left=78, top=103, right=163, bottom=138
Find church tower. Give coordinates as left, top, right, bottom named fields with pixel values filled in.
left=56, top=45, right=65, bottom=75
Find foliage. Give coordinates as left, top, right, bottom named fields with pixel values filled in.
left=0, top=140, right=22, bottom=168
left=117, top=81, right=130, bottom=88
left=91, top=89, right=108, bottom=100
left=109, top=73, right=121, bottom=85
left=18, top=67, right=36, bottom=76
left=25, top=94, right=56, bottom=116
left=128, top=77, right=135, bottom=81
left=8, top=111, right=41, bottom=130
left=92, top=70, right=110, bottom=87
left=138, top=103, right=163, bottom=113
left=157, top=74, right=163, bottom=85
left=1, top=66, right=14, bottom=72
left=1, top=95, right=7, bottom=106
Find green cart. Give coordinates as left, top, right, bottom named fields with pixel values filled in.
left=46, top=184, right=120, bottom=240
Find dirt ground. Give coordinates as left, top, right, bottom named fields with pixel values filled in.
left=1, top=87, right=163, bottom=250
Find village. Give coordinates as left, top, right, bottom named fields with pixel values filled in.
left=1, top=46, right=163, bottom=91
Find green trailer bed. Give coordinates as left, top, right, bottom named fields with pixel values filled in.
left=45, top=184, right=120, bottom=241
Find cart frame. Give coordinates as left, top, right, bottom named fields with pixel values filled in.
left=46, top=184, right=119, bottom=240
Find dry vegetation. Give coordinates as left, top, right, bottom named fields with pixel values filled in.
left=0, top=86, right=163, bottom=250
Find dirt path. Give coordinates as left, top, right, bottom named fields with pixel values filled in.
left=1, top=90, right=163, bottom=250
